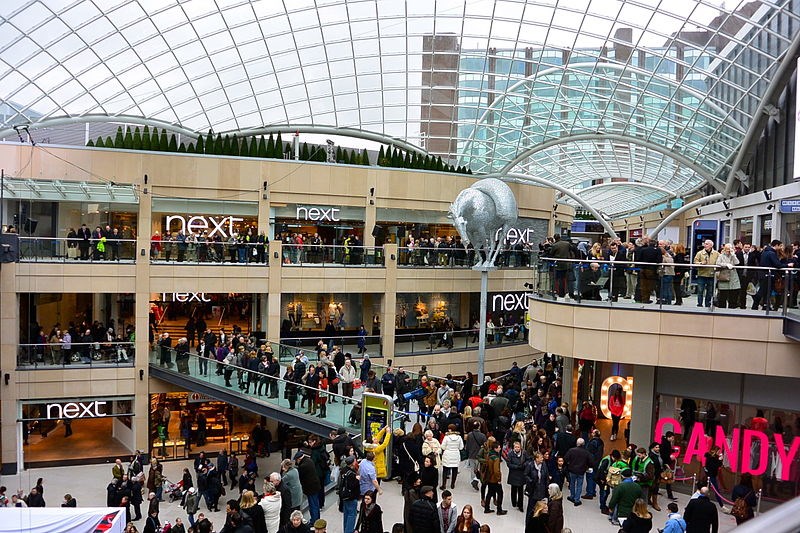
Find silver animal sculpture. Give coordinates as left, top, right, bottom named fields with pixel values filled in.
left=449, top=178, right=518, bottom=269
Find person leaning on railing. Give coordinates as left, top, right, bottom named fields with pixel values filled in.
left=751, top=239, right=795, bottom=311
left=693, top=240, right=720, bottom=308
left=715, top=244, right=740, bottom=309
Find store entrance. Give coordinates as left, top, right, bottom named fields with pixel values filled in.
left=149, top=393, right=277, bottom=460
left=150, top=293, right=260, bottom=344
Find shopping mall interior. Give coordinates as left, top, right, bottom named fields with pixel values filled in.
left=0, top=1, right=799, bottom=532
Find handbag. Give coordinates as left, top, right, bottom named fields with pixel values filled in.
left=460, top=448, right=469, bottom=461
left=331, top=378, right=340, bottom=385
left=660, top=467, right=674, bottom=484
left=716, top=269, right=731, bottom=282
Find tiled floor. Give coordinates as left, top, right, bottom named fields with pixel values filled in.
left=23, top=418, right=130, bottom=464
left=3, top=456, right=741, bottom=532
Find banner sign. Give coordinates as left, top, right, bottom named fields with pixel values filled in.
left=779, top=199, right=800, bottom=213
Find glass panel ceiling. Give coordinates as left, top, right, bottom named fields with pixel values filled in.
left=2, top=178, right=139, bottom=203
left=0, top=0, right=798, bottom=216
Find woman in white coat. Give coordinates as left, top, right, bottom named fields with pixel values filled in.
left=259, top=481, right=282, bottom=533
left=422, top=430, right=442, bottom=468
left=439, top=424, right=464, bottom=490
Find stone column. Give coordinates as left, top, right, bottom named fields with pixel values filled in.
left=0, top=262, right=20, bottom=474
left=267, top=241, right=283, bottom=343
left=629, top=364, right=656, bottom=448
left=381, top=244, right=398, bottom=358
left=364, top=176, right=377, bottom=247
left=561, top=356, right=574, bottom=411
left=134, top=180, right=153, bottom=456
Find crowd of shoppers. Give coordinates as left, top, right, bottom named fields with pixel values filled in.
left=539, top=234, right=798, bottom=310
left=150, top=227, right=268, bottom=264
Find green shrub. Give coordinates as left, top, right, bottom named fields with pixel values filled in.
left=142, top=126, right=151, bottom=150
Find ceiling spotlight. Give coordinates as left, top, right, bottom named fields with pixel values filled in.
left=623, top=218, right=628, bottom=225
left=767, top=204, right=775, bottom=211
left=639, top=215, right=644, bottom=222
left=722, top=200, right=730, bottom=210
left=725, top=212, right=732, bottom=217
left=696, top=208, right=702, bottom=216
left=658, top=211, right=664, bottom=218
left=763, top=190, right=772, bottom=201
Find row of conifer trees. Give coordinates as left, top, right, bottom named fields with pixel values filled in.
left=86, top=126, right=471, bottom=174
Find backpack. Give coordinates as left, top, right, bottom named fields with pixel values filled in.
left=606, top=466, right=623, bottom=488
left=731, top=493, right=752, bottom=520
left=595, top=456, right=610, bottom=484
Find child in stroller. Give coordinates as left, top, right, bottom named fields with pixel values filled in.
left=165, top=478, right=185, bottom=503
left=348, top=401, right=362, bottom=426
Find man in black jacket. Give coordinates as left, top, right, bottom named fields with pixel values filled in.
left=549, top=234, right=573, bottom=297
left=338, top=456, right=360, bottom=533
left=295, top=450, right=322, bottom=522
left=78, top=224, right=91, bottom=260
left=585, top=429, right=604, bottom=499
left=563, top=437, right=594, bottom=506
left=684, top=487, right=718, bottom=533
left=409, top=486, right=441, bottom=533
left=638, top=238, right=661, bottom=304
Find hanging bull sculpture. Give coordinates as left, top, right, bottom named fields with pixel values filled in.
left=449, top=178, right=518, bottom=269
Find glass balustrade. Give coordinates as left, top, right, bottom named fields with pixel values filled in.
left=149, top=348, right=360, bottom=430
left=532, top=256, right=799, bottom=316
left=17, top=341, right=135, bottom=368
left=17, top=237, right=137, bottom=262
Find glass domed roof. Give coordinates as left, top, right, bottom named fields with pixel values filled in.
left=0, top=0, right=797, bottom=215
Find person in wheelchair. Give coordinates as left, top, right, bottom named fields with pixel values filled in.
left=579, top=262, right=603, bottom=301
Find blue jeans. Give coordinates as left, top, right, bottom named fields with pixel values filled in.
left=342, top=499, right=357, bottom=533
left=569, top=472, right=584, bottom=502
left=307, top=492, right=320, bottom=522
left=660, top=275, right=674, bottom=303
left=599, top=484, right=611, bottom=510
left=696, top=276, right=714, bottom=306
left=585, top=472, right=596, bottom=497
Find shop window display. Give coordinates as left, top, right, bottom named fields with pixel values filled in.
left=149, top=393, right=266, bottom=460
left=656, top=394, right=800, bottom=504
left=20, top=398, right=135, bottom=465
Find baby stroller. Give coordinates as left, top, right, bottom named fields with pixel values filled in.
left=348, top=401, right=362, bottom=426
left=207, top=245, right=220, bottom=263
left=165, top=478, right=185, bottom=503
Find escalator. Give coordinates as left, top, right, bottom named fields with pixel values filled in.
left=148, top=347, right=362, bottom=437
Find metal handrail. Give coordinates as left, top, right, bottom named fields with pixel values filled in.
left=155, top=346, right=356, bottom=403
left=532, top=255, right=798, bottom=315
left=267, top=339, right=464, bottom=385
left=535, top=255, right=798, bottom=272
left=19, top=341, right=134, bottom=347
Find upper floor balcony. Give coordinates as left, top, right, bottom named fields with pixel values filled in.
left=528, top=256, right=800, bottom=379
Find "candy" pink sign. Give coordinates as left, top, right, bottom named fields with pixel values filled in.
left=654, top=417, right=800, bottom=478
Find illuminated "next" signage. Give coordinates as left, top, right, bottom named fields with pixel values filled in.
left=165, top=215, right=244, bottom=238
left=46, top=401, right=108, bottom=420
left=296, top=206, right=340, bottom=222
